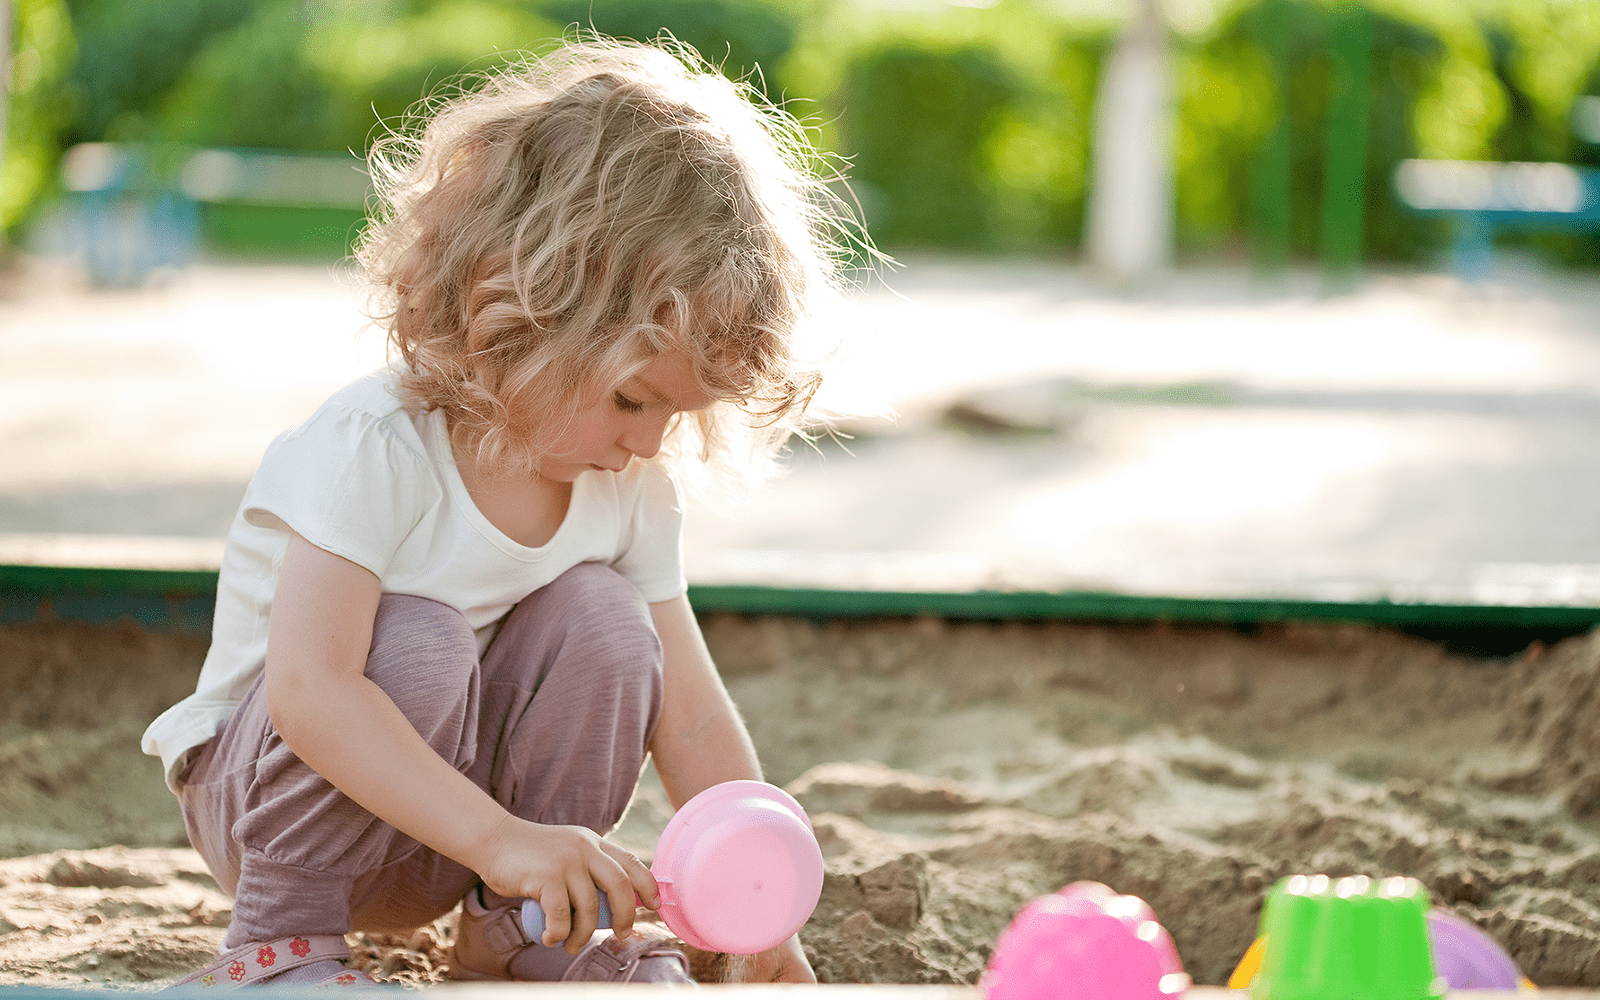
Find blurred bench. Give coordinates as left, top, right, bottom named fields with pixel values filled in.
left=58, top=143, right=371, bottom=286
left=1394, top=157, right=1600, bottom=279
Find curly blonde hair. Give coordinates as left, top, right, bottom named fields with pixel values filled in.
left=356, top=35, right=861, bottom=496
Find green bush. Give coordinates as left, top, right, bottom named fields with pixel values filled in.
left=1177, top=0, right=1449, bottom=264
left=13, top=0, right=1600, bottom=268
left=837, top=43, right=1021, bottom=250
left=819, top=0, right=1109, bottom=255
left=154, top=0, right=560, bottom=154
left=534, top=0, right=798, bottom=98
left=3, top=0, right=77, bottom=237
left=979, top=34, right=1107, bottom=253
left=61, top=0, right=258, bottom=147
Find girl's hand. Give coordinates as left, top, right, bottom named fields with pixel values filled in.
left=745, top=935, right=816, bottom=983
left=475, top=814, right=660, bottom=953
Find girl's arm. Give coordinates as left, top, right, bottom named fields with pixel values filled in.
left=265, top=530, right=658, bottom=950
left=647, top=594, right=818, bottom=984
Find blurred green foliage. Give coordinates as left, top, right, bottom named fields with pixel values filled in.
left=3, top=0, right=76, bottom=231
left=539, top=0, right=797, bottom=96
left=5, top=0, right=1600, bottom=266
left=1180, top=0, right=1451, bottom=263
left=841, top=43, right=1020, bottom=248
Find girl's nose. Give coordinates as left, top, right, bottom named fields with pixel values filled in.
left=620, top=415, right=668, bottom=460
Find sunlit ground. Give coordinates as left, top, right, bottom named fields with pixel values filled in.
left=4, top=254, right=1600, bottom=603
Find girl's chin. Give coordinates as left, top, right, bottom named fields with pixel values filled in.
left=531, top=463, right=583, bottom=483
left=536, top=462, right=615, bottom=482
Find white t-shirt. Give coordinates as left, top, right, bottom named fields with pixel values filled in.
left=141, top=369, right=688, bottom=789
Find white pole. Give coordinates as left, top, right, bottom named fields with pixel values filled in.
left=1085, top=0, right=1173, bottom=283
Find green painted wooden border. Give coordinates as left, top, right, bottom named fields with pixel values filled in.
left=5, top=563, right=1600, bottom=635
left=0, top=562, right=219, bottom=595
left=686, top=584, right=1600, bottom=630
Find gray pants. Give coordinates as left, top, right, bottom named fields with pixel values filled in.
left=177, top=563, right=664, bottom=948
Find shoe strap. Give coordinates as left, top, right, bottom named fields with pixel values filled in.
left=176, top=934, right=350, bottom=988
left=480, top=901, right=536, bottom=967
left=561, top=927, right=690, bottom=983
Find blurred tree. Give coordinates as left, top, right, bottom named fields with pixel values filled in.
left=60, top=0, right=256, bottom=146
left=1360, top=11, right=1449, bottom=265
left=839, top=42, right=1019, bottom=250
left=1171, top=14, right=1276, bottom=257
left=1575, top=63, right=1600, bottom=170
left=1483, top=24, right=1546, bottom=164
left=1, top=0, right=9, bottom=204
left=3, top=0, right=75, bottom=237
left=981, top=34, right=1104, bottom=253
left=153, top=1, right=352, bottom=153
left=1318, top=1, right=1370, bottom=276
left=8, top=0, right=1600, bottom=269
left=1182, top=0, right=1445, bottom=265
left=534, top=0, right=798, bottom=98
left=155, top=0, right=558, bottom=154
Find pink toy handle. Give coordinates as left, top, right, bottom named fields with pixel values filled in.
left=654, top=877, right=677, bottom=907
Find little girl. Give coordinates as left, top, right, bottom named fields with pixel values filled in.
left=141, top=35, right=855, bottom=987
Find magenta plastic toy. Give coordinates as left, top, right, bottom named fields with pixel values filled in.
left=649, top=779, right=824, bottom=955
left=985, top=881, right=1190, bottom=1000
left=1427, top=908, right=1527, bottom=990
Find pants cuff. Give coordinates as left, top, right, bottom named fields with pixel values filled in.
left=226, top=850, right=355, bottom=948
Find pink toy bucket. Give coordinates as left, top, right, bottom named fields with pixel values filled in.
left=651, top=779, right=824, bottom=955
left=985, top=881, right=1190, bottom=1000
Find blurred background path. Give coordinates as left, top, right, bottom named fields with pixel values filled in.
left=5, top=255, right=1600, bottom=607
left=7, top=0, right=1600, bottom=609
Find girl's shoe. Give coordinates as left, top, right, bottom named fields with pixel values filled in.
left=448, top=886, right=694, bottom=983
left=170, top=935, right=376, bottom=989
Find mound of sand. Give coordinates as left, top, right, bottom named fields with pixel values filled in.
left=2, top=612, right=1598, bottom=987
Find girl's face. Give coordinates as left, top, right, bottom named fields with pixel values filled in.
left=535, top=352, right=715, bottom=482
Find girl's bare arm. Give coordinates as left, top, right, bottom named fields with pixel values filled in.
left=264, top=530, right=657, bottom=949
left=647, top=594, right=764, bottom=798
left=647, top=593, right=817, bottom=983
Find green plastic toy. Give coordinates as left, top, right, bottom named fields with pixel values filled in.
left=1250, top=874, right=1446, bottom=1000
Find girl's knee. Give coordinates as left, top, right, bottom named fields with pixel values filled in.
left=367, top=595, right=479, bottom=739
left=530, top=564, right=658, bottom=646
left=540, top=562, right=652, bottom=620
left=492, top=564, right=663, bottom=688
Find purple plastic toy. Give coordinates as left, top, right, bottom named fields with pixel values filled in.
left=1427, top=908, right=1527, bottom=990
left=985, top=882, right=1190, bottom=1000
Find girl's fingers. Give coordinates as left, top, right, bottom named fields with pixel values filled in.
left=537, top=887, right=572, bottom=948
left=600, top=841, right=660, bottom=909
left=592, top=855, right=641, bottom=940
left=565, top=876, right=602, bottom=953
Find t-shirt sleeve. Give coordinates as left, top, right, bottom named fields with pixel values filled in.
left=241, top=404, right=437, bottom=578
left=612, top=464, right=688, bottom=603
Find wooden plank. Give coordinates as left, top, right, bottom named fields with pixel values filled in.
left=4, top=534, right=1600, bottom=640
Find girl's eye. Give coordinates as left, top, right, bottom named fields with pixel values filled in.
left=613, top=393, right=646, bottom=414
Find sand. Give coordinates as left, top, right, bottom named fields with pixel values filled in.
left=2, top=611, right=1599, bottom=988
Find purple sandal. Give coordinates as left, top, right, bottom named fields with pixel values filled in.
left=171, top=935, right=375, bottom=989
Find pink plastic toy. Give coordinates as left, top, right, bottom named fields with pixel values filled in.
left=985, top=881, right=1191, bottom=1000
left=649, top=779, right=825, bottom=955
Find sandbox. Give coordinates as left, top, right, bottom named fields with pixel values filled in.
left=1, top=561, right=1598, bottom=989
